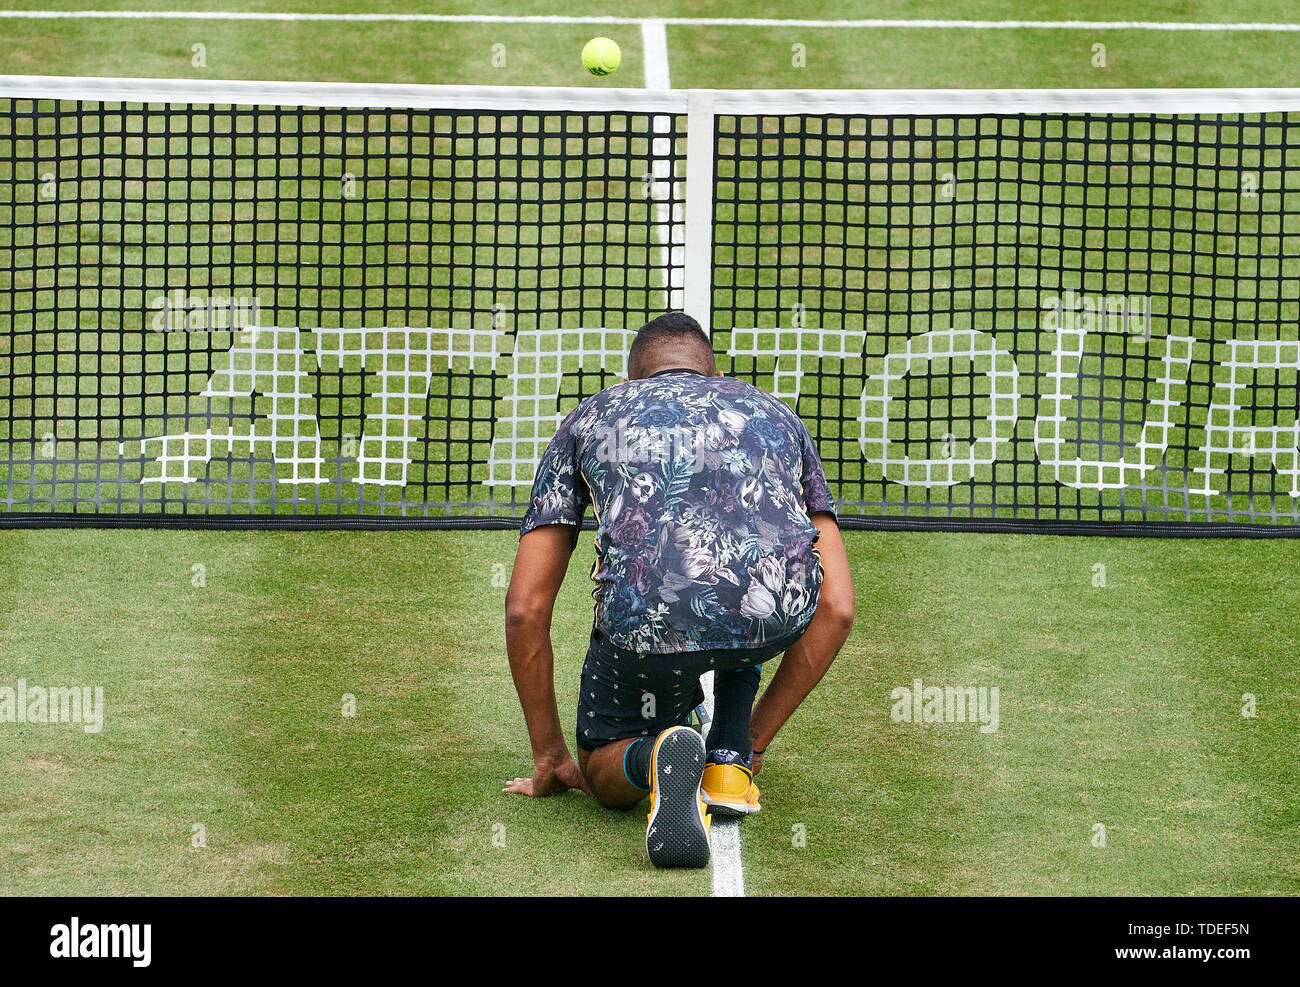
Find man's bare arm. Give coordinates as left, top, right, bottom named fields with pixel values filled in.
left=503, top=525, right=590, bottom=797
left=748, top=513, right=855, bottom=765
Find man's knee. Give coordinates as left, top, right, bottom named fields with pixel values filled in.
left=593, top=785, right=644, bottom=811
left=583, top=743, right=647, bottom=810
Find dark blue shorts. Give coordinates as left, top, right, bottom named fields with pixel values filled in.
left=574, top=625, right=808, bottom=752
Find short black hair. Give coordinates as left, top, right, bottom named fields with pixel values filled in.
left=627, top=312, right=716, bottom=379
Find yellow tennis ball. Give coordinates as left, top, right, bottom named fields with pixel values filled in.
left=582, top=37, right=622, bottom=77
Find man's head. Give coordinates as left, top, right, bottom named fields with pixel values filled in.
left=626, top=312, right=717, bottom=380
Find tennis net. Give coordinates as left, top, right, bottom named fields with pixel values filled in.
left=1, top=77, right=1297, bottom=533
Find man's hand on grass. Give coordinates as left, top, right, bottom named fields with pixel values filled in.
left=503, top=754, right=592, bottom=797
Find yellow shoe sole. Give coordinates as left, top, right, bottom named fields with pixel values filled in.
left=645, top=726, right=711, bottom=868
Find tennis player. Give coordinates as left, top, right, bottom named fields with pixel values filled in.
left=502, top=312, right=854, bottom=868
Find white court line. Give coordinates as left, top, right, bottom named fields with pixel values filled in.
left=700, top=671, right=745, bottom=897
left=2, top=11, right=1300, bottom=31
left=641, top=19, right=671, bottom=90
left=642, top=18, right=680, bottom=323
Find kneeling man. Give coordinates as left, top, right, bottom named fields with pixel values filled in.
left=503, top=313, right=854, bottom=868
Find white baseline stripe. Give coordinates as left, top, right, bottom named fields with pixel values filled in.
left=682, top=91, right=714, bottom=332
left=641, top=19, right=671, bottom=90
left=700, top=671, right=745, bottom=897
left=643, top=19, right=678, bottom=310
left=710, top=813, right=745, bottom=897
left=2, top=12, right=1300, bottom=30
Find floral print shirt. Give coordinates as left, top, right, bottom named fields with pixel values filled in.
left=519, top=368, right=836, bottom=654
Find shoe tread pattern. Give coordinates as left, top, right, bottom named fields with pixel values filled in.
left=646, top=728, right=710, bottom=869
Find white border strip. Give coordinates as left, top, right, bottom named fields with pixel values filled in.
left=699, top=671, right=745, bottom=897
left=683, top=91, right=715, bottom=331
left=644, top=20, right=677, bottom=311
left=641, top=19, right=671, bottom=90
left=710, top=88, right=1300, bottom=114
left=708, top=87, right=1300, bottom=114
left=0, top=75, right=685, bottom=112
left=2, top=12, right=1300, bottom=31
left=710, top=813, right=746, bottom=897
left=5, top=76, right=1300, bottom=115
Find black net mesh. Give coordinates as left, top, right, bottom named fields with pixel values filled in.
left=0, top=98, right=685, bottom=520
left=1, top=95, right=1297, bottom=531
left=714, top=112, right=1300, bottom=529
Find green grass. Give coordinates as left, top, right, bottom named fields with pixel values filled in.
left=741, top=532, right=1300, bottom=895
left=0, top=528, right=711, bottom=895
left=1, top=1, right=1299, bottom=897
left=6, top=0, right=1300, bottom=88
left=0, top=528, right=1295, bottom=895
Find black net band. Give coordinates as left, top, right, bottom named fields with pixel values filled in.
left=1, top=83, right=1297, bottom=532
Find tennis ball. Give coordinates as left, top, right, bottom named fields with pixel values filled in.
left=582, top=37, right=622, bottom=77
